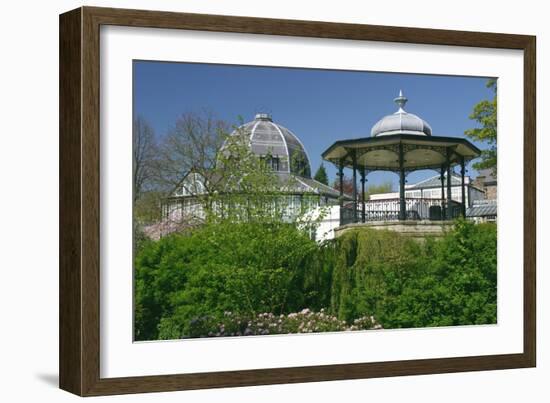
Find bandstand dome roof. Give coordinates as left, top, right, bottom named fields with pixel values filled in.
left=371, top=91, right=432, bottom=137
left=322, top=90, right=481, bottom=172
left=225, top=113, right=312, bottom=178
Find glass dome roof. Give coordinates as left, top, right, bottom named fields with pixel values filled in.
left=371, top=91, right=432, bottom=137
left=225, top=113, right=312, bottom=178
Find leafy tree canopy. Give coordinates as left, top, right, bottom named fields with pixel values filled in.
left=465, top=79, right=497, bottom=174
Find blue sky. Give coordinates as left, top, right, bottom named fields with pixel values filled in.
left=134, top=60, right=494, bottom=189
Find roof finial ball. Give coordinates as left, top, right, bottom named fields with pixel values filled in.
left=370, top=90, right=432, bottom=137
left=394, top=89, right=408, bottom=112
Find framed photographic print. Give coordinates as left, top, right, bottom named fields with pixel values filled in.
left=59, top=6, right=536, bottom=396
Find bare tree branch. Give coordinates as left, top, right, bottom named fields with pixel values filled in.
left=133, top=116, right=157, bottom=202
left=151, top=110, right=229, bottom=193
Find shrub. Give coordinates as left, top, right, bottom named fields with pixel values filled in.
left=134, top=235, right=193, bottom=340
left=329, top=227, right=423, bottom=323
left=160, top=309, right=381, bottom=339
left=329, top=220, right=497, bottom=328
left=135, top=220, right=328, bottom=340
left=136, top=218, right=497, bottom=340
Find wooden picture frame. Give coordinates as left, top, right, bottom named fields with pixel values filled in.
left=59, top=6, right=536, bottom=396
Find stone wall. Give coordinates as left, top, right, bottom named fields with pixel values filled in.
left=334, top=220, right=455, bottom=241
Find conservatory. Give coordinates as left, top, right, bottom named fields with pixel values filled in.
left=155, top=113, right=347, bottom=239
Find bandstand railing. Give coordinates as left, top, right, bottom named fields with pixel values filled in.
left=340, top=197, right=463, bottom=226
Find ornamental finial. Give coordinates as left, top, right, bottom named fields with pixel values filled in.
left=394, top=90, right=408, bottom=112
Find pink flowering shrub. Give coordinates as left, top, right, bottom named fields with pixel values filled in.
left=184, top=308, right=382, bottom=338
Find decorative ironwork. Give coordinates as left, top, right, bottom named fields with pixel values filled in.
left=353, top=144, right=400, bottom=159
left=360, top=161, right=465, bottom=173
left=340, top=198, right=463, bottom=225
left=324, top=134, right=477, bottom=225
left=402, top=143, right=448, bottom=156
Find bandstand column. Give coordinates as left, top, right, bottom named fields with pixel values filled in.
left=440, top=164, right=446, bottom=220
left=352, top=150, right=358, bottom=223
left=446, top=148, right=453, bottom=219
left=360, top=168, right=366, bottom=223
left=398, top=143, right=406, bottom=221
left=338, top=159, right=344, bottom=224
left=460, top=156, right=466, bottom=217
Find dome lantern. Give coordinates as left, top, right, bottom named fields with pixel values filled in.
left=254, top=113, right=273, bottom=121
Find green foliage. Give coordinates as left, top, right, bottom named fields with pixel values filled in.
left=314, top=163, right=329, bottom=185
left=134, top=235, right=192, bottom=340
left=330, top=220, right=497, bottom=328
left=135, top=220, right=328, bottom=340
left=290, top=149, right=311, bottom=178
left=194, top=126, right=323, bottom=228
left=465, top=79, right=497, bottom=174
left=412, top=220, right=497, bottom=327
left=134, top=191, right=163, bottom=224
left=329, top=228, right=422, bottom=323
left=365, top=181, right=393, bottom=199
left=136, top=218, right=497, bottom=340
left=207, top=131, right=284, bottom=223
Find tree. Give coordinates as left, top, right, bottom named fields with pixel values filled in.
left=152, top=110, right=230, bottom=193
left=210, top=131, right=290, bottom=224
left=331, top=177, right=394, bottom=199
left=465, top=79, right=497, bottom=174
left=133, top=116, right=157, bottom=202
left=133, top=116, right=164, bottom=226
left=313, top=163, right=329, bottom=185
left=149, top=112, right=323, bottom=229
left=290, top=150, right=311, bottom=178
left=332, top=174, right=354, bottom=195
left=365, top=181, right=393, bottom=200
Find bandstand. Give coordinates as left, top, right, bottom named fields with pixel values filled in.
left=322, top=91, right=481, bottom=228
